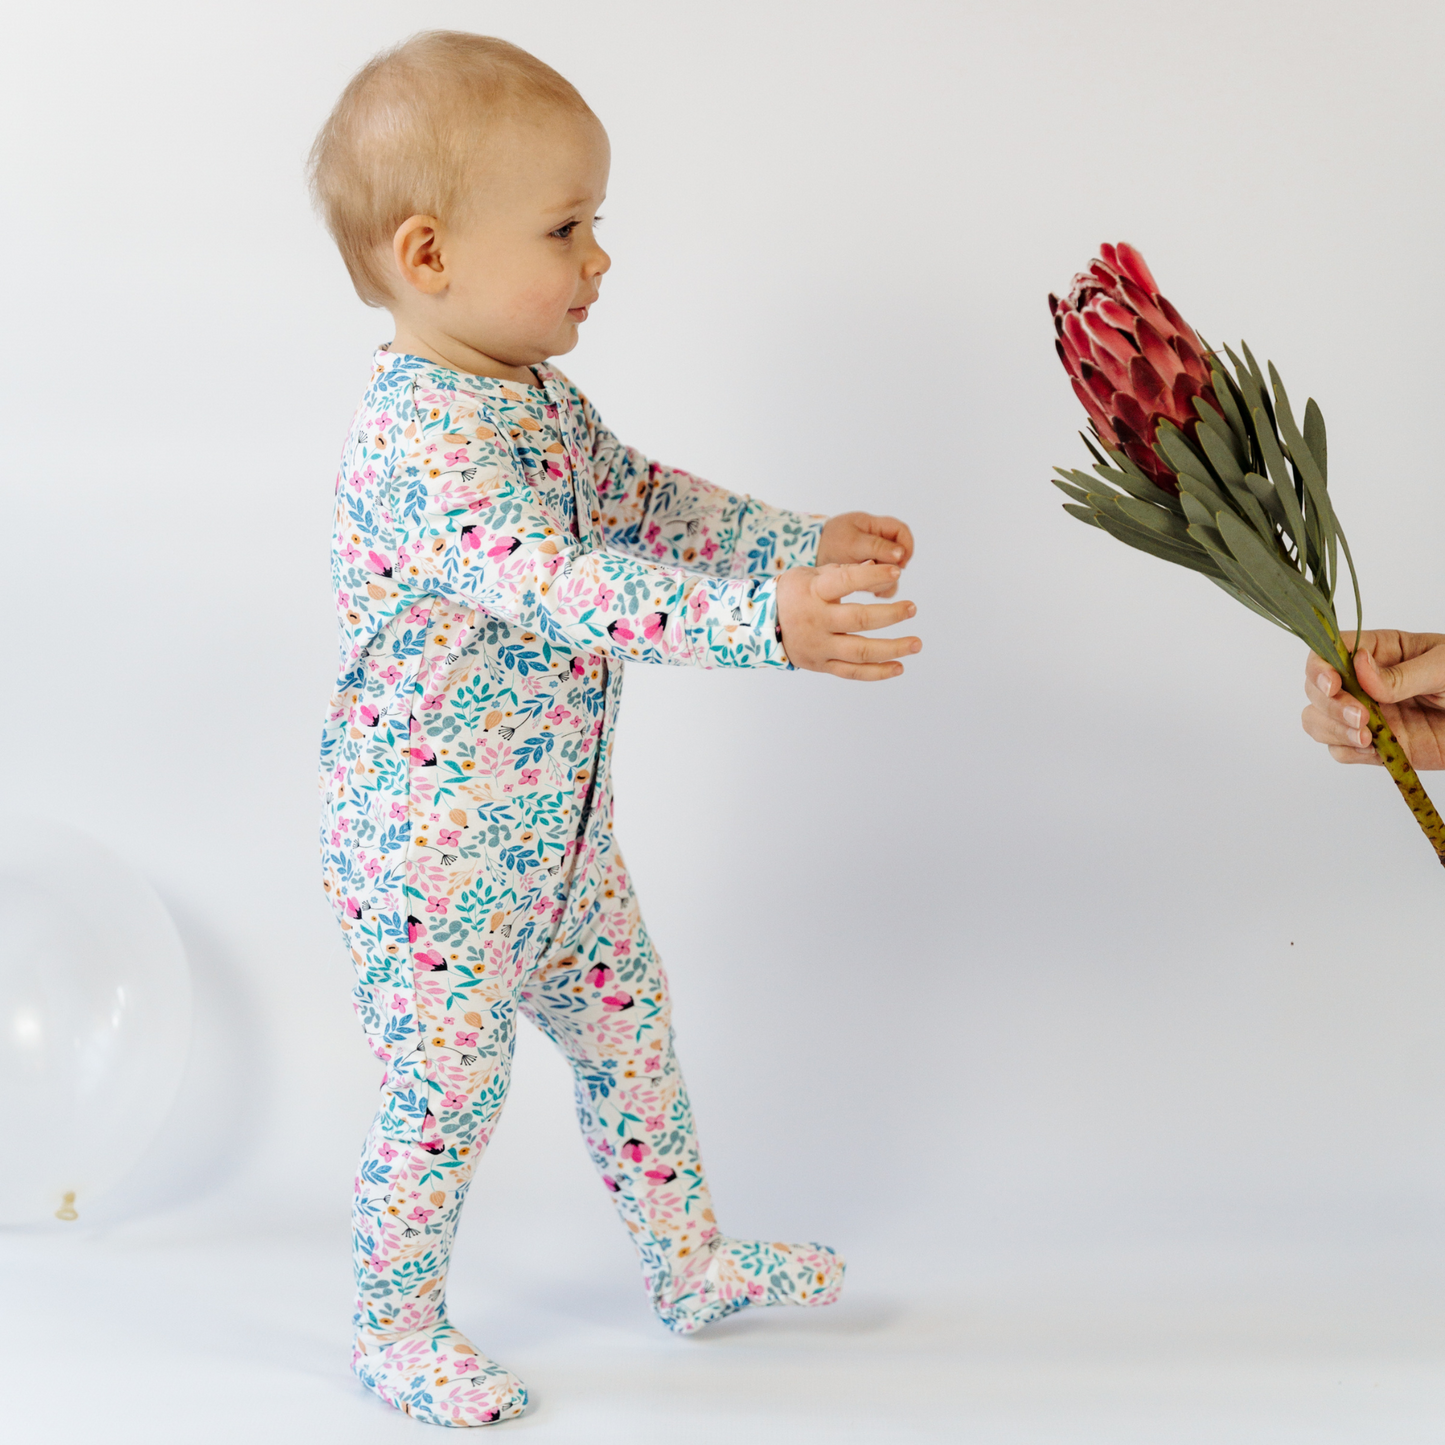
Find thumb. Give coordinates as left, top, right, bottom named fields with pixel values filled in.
left=1356, top=643, right=1445, bottom=704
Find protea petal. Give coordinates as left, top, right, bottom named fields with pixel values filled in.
left=1071, top=378, right=1119, bottom=446
left=1157, top=295, right=1206, bottom=358
left=1127, top=354, right=1166, bottom=409
left=1091, top=346, right=1132, bottom=393
left=1136, top=319, right=1184, bottom=388
left=1115, top=275, right=1174, bottom=338
left=1113, top=242, right=1159, bottom=296
left=1081, top=307, right=1136, bottom=366
left=1080, top=362, right=1113, bottom=409
left=1172, top=334, right=1211, bottom=387
left=1113, top=392, right=1151, bottom=439
left=1094, top=297, right=1138, bottom=333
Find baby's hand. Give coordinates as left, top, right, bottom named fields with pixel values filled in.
left=817, top=512, right=915, bottom=598
left=776, top=562, right=920, bottom=681
left=1303, top=629, right=1445, bottom=768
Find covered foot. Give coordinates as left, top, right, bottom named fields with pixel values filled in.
left=654, top=1236, right=846, bottom=1334
left=352, top=1320, right=527, bottom=1426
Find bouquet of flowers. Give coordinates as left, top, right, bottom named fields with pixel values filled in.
left=1051, top=243, right=1445, bottom=865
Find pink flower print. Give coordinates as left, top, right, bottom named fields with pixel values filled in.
left=391, top=993, right=408, bottom=1011
left=612, top=939, right=632, bottom=957
left=701, top=538, right=719, bottom=561
left=359, top=704, right=379, bottom=727
left=336, top=592, right=350, bottom=609
left=488, top=536, right=523, bottom=560
left=365, top=550, right=393, bottom=577
left=389, top=802, right=408, bottom=820
left=377, top=1140, right=398, bottom=1163
left=442, top=1090, right=469, bottom=1110
left=369, top=1253, right=388, bottom=1273
left=644, top=1165, right=679, bottom=1186
left=652, top=542, right=668, bottom=558
left=405, top=604, right=430, bottom=625
left=544, top=706, right=568, bottom=724
left=437, top=829, right=461, bottom=848
left=518, top=768, right=540, bottom=786
left=453, top=1030, right=478, bottom=1048
left=341, top=541, right=361, bottom=562
left=360, top=465, right=378, bottom=486
left=603, top=1176, right=621, bottom=1192
left=621, top=1139, right=649, bottom=1163
left=456, top=1356, right=479, bottom=1374
left=422, top=692, right=445, bottom=711
left=598, top=1139, right=615, bottom=1157
left=642, top=610, right=668, bottom=641
left=595, top=584, right=615, bottom=608
left=645, top=1114, right=665, bottom=1132
left=330, top=829, right=342, bottom=847
left=380, top=665, right=401, bottom=684
left=407, top=1206, right=435, bottom=1224
left=645, top=522, right=661, bottom=544
left=444, top=447, right=469, bottom=466
left=602, top=991, right=634, bottom=1012
left=424, top=896, right=450, bottom=916
left=585, top=963, right=612, bottom=988
left=607, top=620, right=635, bottom=643
left=343, top=897, right=362, bottom=921
left=688, top=590, right=708, bottom=622
left=414, top=949, right=447, bottom=971
left=362, top=857, right=381, bottom=879
left=747, top=1280, right=767, bottom=1300
left=375, top=412, right=393, bottom=428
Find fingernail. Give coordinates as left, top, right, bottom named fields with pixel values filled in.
left=910, top=639, right=921, bottom=653
left=1357, top=730, right=1370, bottom=747
left=1344, top=706, right=1363, bottom=728
left=1317, top=675, right=1333, bottom=696
left=907, top=604, right=917, bottom=617
left=892, top=547, right=904, bottom=560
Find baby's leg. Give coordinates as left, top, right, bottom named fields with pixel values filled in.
left=518, top=836, right=845, bottom=1333
left=347, top=900, right=527, bottom=1425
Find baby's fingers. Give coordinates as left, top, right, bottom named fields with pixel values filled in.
left=822, top=659, right=909, bottom=681
left=834, top=598, right=917, bottom=633
left=813, top=562, right=901, bottom=602
left=834, top=633, right=921, bottom=665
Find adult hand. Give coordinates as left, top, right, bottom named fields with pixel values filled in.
left=1303, top=629, right=1445, bottom=768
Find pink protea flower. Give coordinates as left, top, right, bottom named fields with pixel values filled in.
left=1049, top=242, right=1217, bottom=492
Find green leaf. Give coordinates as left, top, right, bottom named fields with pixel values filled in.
left=1093, top=454, right=1187, bottom=514
left=1052, top=477, right=1093, bottom=506
left=1194, top=396, right=1247, bottom=474
left=1267, top=363, right=1337, bottom=598
left=1210, top=363, right=1257, bottom=462
left=1154, top=422, right=1218, bottom=490
left=1213, top=510, right=1338, bottom=658
left=1179, top=489, right=1217, bottom=530
left=1098, top=513, right=1224, bottom=578
left=1063, top=502, right=1103, bottom=528
left=1252, top=407, right=1310, bottom=565
left=1208, top=573, right=1293, bottom=628
left=1303, top=398, right=1328, bottom=483
left=1193, top=423, right=1277, bottom=543
left=1110, top=494, right=1196, bottom=546
left=1175, top=467, right=1235, bottom=520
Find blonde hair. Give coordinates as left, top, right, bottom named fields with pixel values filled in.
left=308, top=31, right=593, bottom=307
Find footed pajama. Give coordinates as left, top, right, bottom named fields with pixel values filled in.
left=319, top=352, right=844, bottom=1426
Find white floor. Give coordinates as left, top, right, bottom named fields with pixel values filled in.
left=5, top=1227, right=1445, bottom=1443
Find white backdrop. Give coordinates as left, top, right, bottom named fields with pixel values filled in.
left=5, top=1, right=1445, bottom=1439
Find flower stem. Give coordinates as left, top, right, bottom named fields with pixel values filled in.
left=1340, top=661, right=1445, bottom=867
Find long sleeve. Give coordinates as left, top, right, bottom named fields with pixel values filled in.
left=580, top=390, right=825, bottom=580
left=386, top=399, right=790, bottom=671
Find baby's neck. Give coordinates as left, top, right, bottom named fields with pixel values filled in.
left=388, top=325, right=539, bottom=388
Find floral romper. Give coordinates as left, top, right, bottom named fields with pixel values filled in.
left=318, top=349, right=845, bottom=1426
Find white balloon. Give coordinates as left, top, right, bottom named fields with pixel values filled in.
left=0, top=819, right=190, bottom=1224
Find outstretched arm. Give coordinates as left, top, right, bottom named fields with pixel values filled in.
left=390, top=405, right=789, bottom=670
left=577, top=387, right=826, bottom=578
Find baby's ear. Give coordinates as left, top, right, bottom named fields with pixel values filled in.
left=393, top=215, right=448, bottom=294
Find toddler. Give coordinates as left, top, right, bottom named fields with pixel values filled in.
left=310, top=31, right=920, bottom=1427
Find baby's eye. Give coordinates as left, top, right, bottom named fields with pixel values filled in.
left=550, top=222, right=578, bottom=240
